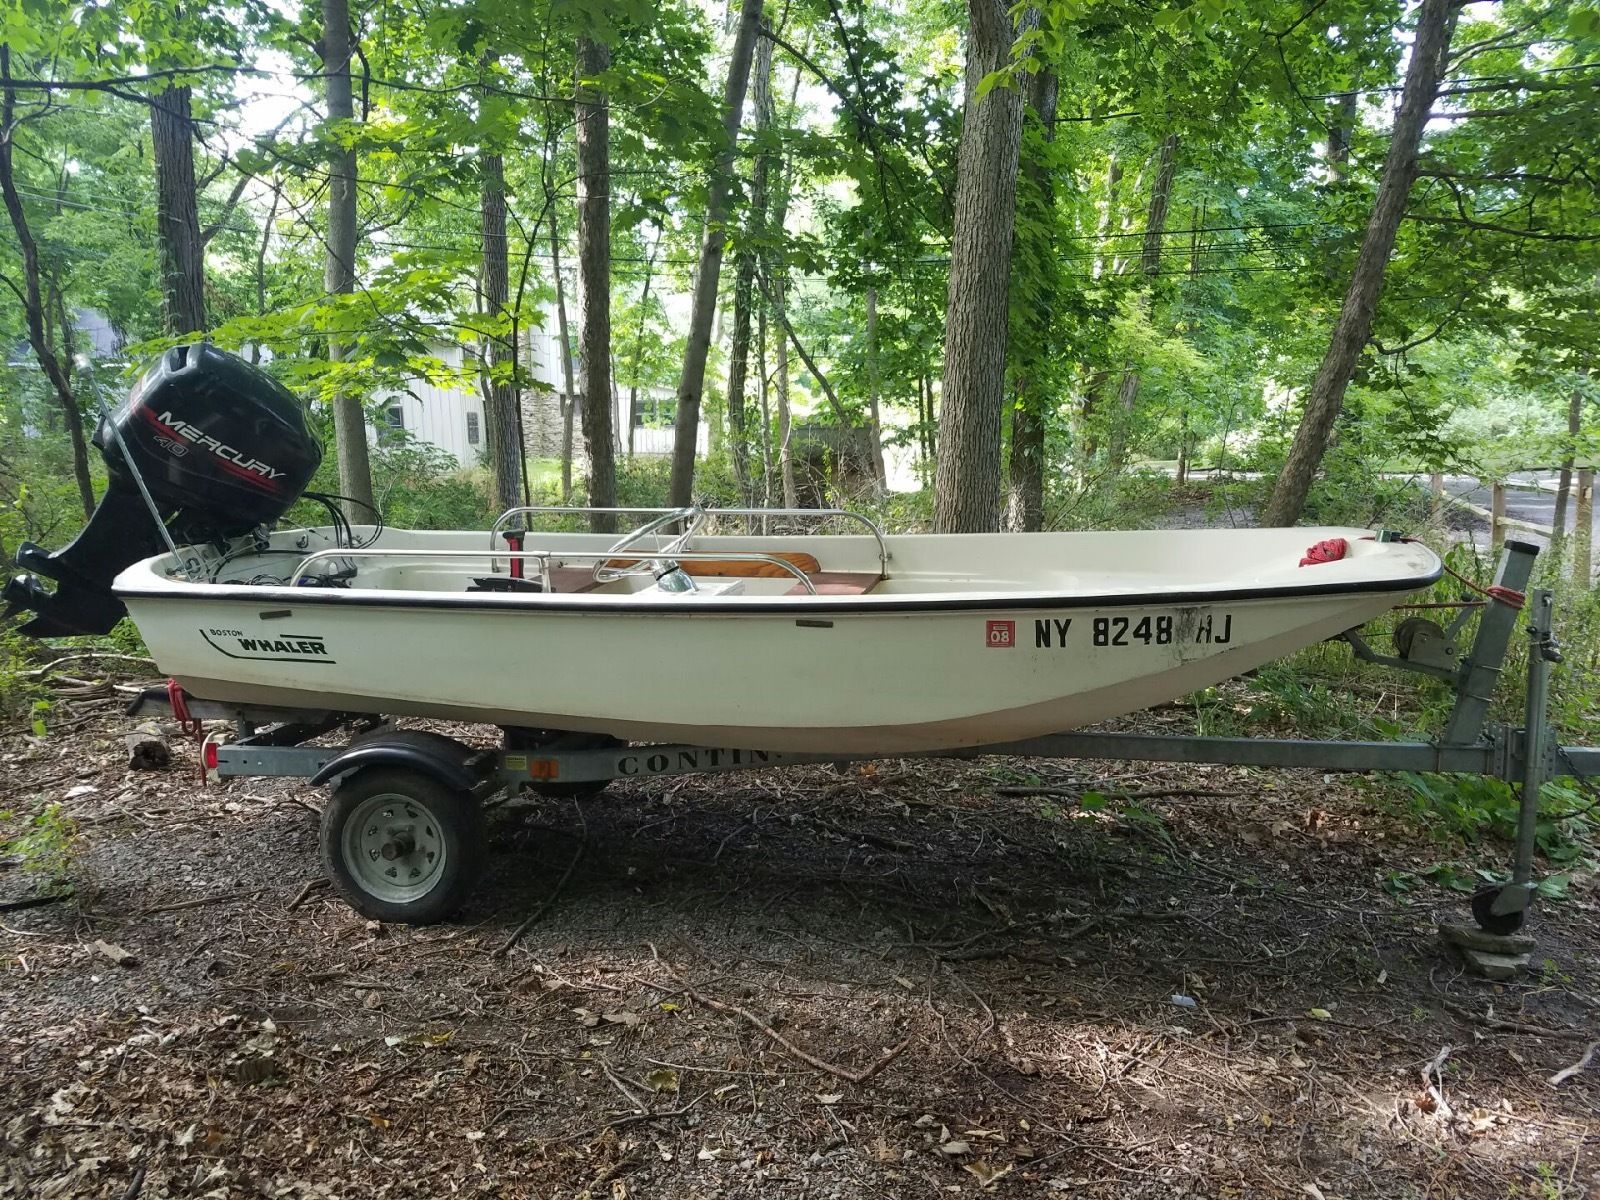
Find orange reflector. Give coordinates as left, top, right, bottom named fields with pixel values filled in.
left=203, top=742, right=220, bottom=770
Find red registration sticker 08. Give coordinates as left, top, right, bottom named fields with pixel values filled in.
left=985, top=620, right=1015, bottom=648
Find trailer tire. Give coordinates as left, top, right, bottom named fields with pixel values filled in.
left=319, top=768, right=486, bottom=924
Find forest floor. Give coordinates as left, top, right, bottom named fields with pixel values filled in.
left=1, top=700, right=1597, bottom=1200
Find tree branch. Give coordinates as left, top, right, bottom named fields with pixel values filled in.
left=1404, top=212, right=1600, bottom=241
left=1371, top=292, right=1470, bottom=355
left=758, top=268, right=853, bottom=426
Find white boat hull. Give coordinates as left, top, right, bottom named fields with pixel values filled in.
left=116, top=527, right=1440, bottom=754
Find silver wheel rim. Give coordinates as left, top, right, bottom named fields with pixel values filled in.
left=341, top=792, right=448, bottom=904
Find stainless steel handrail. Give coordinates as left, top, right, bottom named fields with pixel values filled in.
left=704, top=507, right=890, bottom=576
left=584, top=549, right=813, bottom=592
left=290, top=549, right=556, bottom=591
left=488, top=505, right=690, bottom=548
left=287, top=547, right=819, bottom=595
left=487, top=503, right=891, bottom=577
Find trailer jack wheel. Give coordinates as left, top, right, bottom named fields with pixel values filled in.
left=1470, top=882, right=1530, bottom=937
left=320, top=767, right=486, bottom=924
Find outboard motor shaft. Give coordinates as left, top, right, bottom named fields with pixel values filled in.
left=4, top=344, right=322, bottom=637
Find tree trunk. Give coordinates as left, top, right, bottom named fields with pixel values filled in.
left=478, top=152, right=521, bottom=514
left=865, top=286, right=888, bottom=490
left=727, top=255, right=755, bottom=501
left=727, top=16, right=774, bottom=504
left=0, top=47, right=94, bottom=518
left=252, top=185, right=281, bottom=363
left=322, top=0, right=375, bottom=520
left=769, top=291, right=850, bottom=425
left=1261, top=0, right=1455, bottom=528
left=626, top=231, right=660, bottom=458
left=1091, top=155, right=1121, bottom=280
left=669, top=0, right=764, bottom=507
left=575, top=34, right=616, bottom=531
left=932, top=0, right=1027, bottom=533
left=150, top=85, right=207, bottom=335
left=546, top=215, right=577, bottom=503
left=1553, top=369, right=1584, bottom=541
left=757, top=303, right=773, bottom=503
left=1328, top=90, right=1358, bottom=181
left=773, top=275, right=797, bottom=508
left=1006, top=67, right=1058, bottom=533
left=1106, top=132, right=1178, bottom=470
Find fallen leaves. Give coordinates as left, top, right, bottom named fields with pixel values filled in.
left=574, top=1008, right=643, bottom=1029
left=90, top=940, right=136, bottom=968
left=645, top=1068, right=679, bottom=1094
left=384, top=1030, right=453, bottom=1048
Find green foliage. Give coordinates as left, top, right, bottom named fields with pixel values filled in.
left=0, top=802, right=77, bottom=894
left=1386, top=772, right=1597, bottom=861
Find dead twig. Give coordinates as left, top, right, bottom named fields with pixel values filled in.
left=492, top=800, right=587, bottom=958
left=138, top=891, right=252, bottom=917
left=995, top=785, right=1245, bottom=801
left=1421, top=1045, right=1453, bottom=1118
left=0, top=891, right=72, bottom=913
left=579, top=1093, right=706, bottom=1138
left=650, top=944, right=911, bottom=1085
left=601, top=1059, right=647, bottom=1112
left=1442, top=999, right=1594, bottom=1042
left=1549, top=1041, right=1598, bottom=1087
left=25, top=651, right=154, bottom=679
left=809, top=815, right=917, bottom=853
left=286, top=878, right=328, bottom=912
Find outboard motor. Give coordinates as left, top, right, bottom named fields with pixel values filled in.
left=4, top=344, right=322, bottom=637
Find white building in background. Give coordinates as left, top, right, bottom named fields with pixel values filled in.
left=17, top=306, right=701, bottom=469
left=377, top=304, right=699, bottom=468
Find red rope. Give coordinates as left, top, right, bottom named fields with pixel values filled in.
left=167, top=679, right=203, bottom=740
left=1441, top=563, right=1525, bottom=610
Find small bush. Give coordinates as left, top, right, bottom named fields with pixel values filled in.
left=1, top=802, right=77, bottom=895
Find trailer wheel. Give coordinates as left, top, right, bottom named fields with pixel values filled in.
left=319, top=768, right=486, bottom=924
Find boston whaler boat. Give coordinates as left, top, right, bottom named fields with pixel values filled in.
left=6, top=346, right=1441, bottom=753
left=4, top=345, right=1451, bottom=920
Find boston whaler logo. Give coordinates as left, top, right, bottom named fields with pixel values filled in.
left=144, top=409, right=285, bottom=489
left=201, top=627, right=336, bottom=664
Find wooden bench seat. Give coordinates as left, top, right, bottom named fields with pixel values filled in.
left=784, top=571, right=883, bottom=596
left=604, top=551, right=821, bottom=578
left=538, top=555, right=881, bottom=597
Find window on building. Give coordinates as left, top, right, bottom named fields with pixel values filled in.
left=634, top=396, right=677, bottom=428
left=384, top=404, right=405, bottom=430
left=466, top=411, right=481, bottom=445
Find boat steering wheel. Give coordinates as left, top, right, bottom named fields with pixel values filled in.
left=592, top=506, right=704, bottom=584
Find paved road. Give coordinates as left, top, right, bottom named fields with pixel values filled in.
left=1438, top=472, right=1599, bottom=549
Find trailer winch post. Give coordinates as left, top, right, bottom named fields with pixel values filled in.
left=1497, top=588, right=1558, bottom=921
left=1442, top=540, right=1538, bottom=746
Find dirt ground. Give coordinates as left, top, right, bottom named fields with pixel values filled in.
left=2, top=703, right=1597, bottom=1200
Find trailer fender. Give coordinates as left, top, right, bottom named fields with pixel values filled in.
left=311, top=730, right=483, bottom=794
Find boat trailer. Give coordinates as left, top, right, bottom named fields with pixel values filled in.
left=131, top=540, right=1598, bottom=932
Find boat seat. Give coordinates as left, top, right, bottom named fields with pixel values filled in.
left=785, top=571, right=883, bottom=596
left=545, top=566, right=604, bottom=594
left=541, top=554, right=880, bottom=596
left=604, top=551, right=822, bottom=578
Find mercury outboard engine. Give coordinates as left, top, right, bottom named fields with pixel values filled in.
left=4, top=344, right=322, bottom=637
